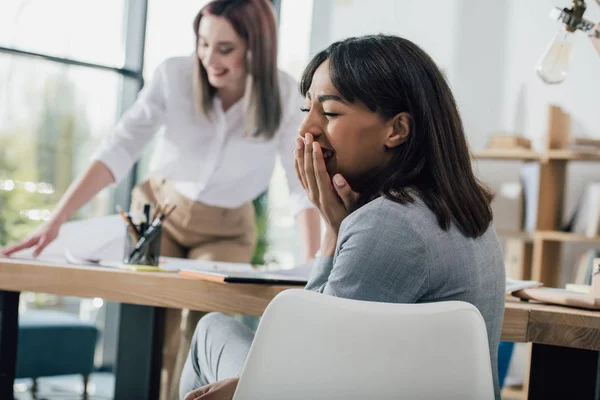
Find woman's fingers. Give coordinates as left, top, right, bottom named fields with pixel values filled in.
left=0, top=236, right=39, bottom=257
left=312, top=142, right=334, bottom=203
left=33, top=235, right=51, bottom=258
left=295, top=138, right=307, bottom=190
left=303, top=134, right=319, bottom=204
left=332, top=174, right=359, bottom=212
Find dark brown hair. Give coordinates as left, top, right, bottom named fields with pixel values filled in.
left=300, top=35, right=493, bottom=238
left=193, top=0, right=281, bottom=138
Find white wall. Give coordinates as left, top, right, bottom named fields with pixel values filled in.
left=324, top=0, right=460, bottom=72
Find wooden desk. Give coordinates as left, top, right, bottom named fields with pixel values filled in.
left=1, top=259, right=600, bottom=399
left=0, top=259, right=291, bottom=400
left=502, top=298, right=600, bottom=399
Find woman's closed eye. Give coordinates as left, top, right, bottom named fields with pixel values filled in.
left=218, top=47, right=234, bottom=55
left=300, top=107, right=340, bottom=118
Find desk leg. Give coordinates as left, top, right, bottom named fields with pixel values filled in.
left=114, top=304, right=165, bottom=400
left=528, top=343, right=600, bottom=400
left=0, top=290, right=19, bottom=400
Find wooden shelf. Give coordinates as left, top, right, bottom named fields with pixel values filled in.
left=496, top=230, right=600, bottom=243
left=536, top=231, right=600, bottom=243
left=473, top=149, right=540, bottom=161
left=546, top=150, right=600, bottom=161
left=473, top=149, right=600, bottom=162
left=496, top=230, right=534, bottom=241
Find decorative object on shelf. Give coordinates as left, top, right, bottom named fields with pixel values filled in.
left=563, top=182, right=600, bottom=237
left=537, top=0, right=600, bottom=84
left=487, top=135, right=532, bottom=150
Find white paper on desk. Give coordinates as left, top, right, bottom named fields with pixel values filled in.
left=268, top=263, right=313, bottom=280
left=12, top=214, right=125, bottom=265
left=159, top=257, right=257, bottom=273
left=163, top=257, right=314, bottom=278
left=506, top=278, right=542, bottom=293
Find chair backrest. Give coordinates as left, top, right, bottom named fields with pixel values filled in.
left=233, top=289, right=494, bottom=400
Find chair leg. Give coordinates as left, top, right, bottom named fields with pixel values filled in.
left=31, top=377, right=38, bottom=398
left=82, top=374, right=89, bottom=400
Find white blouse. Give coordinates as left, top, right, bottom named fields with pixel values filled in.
left=93, top=55, right=313, bottom=215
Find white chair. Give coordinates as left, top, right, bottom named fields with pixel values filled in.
left=233, top=289, right=494, bottom=400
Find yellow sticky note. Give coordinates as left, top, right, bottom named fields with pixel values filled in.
left=119, top=264, right=168, bottom=272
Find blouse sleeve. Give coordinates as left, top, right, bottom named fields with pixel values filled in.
left=92, top=61, right=168, bottom=183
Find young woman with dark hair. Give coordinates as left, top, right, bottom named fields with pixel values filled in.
left=1, top=1, right=321, bottom=399
left=181, top=34, right=505, bottom=400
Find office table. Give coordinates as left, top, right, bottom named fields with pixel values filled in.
left=1, top=259, right=599, bottom=399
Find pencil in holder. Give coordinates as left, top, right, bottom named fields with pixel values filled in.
left=123, top=225, right=162, bottom=266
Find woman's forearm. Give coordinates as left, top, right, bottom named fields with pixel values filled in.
left=296, top=208, right=321, bottom=262
left=52, top=160, right=116, bottom=223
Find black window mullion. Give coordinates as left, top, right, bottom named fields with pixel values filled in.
left=112, top=0, right=149, bottom=212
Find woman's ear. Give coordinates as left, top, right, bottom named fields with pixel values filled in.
left=385, top=112, right=411, bottom=149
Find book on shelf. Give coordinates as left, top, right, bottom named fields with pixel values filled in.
left=564, top=182, right=600, bottom=237
left=520, top=163, right=540, bottom=232
left=572, top=249, right=600, bottom=285
left=490, top=182, right=524, bottom=233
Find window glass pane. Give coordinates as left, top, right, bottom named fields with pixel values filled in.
left=0, top=0, right=126, bottom=67
left=0, top=54, right=123, bottom=245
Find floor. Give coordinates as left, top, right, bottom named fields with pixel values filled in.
left=14, top=373, right=114, bottom=400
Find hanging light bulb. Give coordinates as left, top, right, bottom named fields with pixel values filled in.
left=536, top=28, right=575, bottom=84
left=536, top=0, right=598, bottom=84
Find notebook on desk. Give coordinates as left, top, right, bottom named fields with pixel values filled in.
left=179, top=269, right=308, bottom=285
left=177, top=261, right=312, bottom=285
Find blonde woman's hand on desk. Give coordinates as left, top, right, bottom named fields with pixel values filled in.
left=0, top=160, right=115, bottom=257
left=184, top=377, right=239, bottom=400
left=0, top=217, right=63, bottom=258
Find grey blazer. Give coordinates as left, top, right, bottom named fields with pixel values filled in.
left=305, top=196, right=505, bottom=399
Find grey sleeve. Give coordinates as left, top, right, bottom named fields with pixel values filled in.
left=304, top=201, right=430, bottom=303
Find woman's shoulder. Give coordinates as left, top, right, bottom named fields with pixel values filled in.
left=157, top=54, right=195, bottom=74
left=345, top=196, right=429, bottom=228
left=340, top=196, right=428, bottom=243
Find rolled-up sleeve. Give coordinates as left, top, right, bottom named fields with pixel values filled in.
left=92, top=62, right=167, bottom=183
left=276, top=83, right=314, bottom=216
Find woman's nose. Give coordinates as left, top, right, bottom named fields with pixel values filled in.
left=298, top=117, right=322, bottom=140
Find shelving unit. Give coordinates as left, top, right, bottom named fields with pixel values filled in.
left=476, top=105, right=600, bottom=400
left=473, top=105, right=600, bottom=287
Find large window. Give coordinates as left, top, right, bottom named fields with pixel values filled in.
left=0, top=0, right=147, bottom=379
left=0, top=54, right=123, bottom=243
left=0, top=0, right=126, bottom=67
left=0, top=1, right=144, bottom=246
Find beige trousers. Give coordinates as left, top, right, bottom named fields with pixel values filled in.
left=130, top=178, right=257, bottom=400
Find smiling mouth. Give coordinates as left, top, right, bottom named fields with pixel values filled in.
left=322, top=147, right=335, bottom=164
left=208, top=68, right=228, bottom=78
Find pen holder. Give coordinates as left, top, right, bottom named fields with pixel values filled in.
left=123, top=225, right=162, bottom=267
